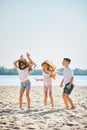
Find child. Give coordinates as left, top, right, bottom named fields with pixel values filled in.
left=36, top=60, right=56, bottom=107
left=60, top=58, right=75, bottom=109
left=13, top=52, right=36, bottom=109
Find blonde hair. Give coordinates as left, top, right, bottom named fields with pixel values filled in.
left=41, top=60, right=57, bottom=79
left=41, top=60, right=56, bottom=71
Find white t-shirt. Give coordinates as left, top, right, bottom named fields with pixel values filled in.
left=43, top=71, right=52, bottom=85
left=17, top=68, right=29, bottom=82
left=63, top=67, right=73, bottom=85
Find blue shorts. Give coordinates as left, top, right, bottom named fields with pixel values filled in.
left=21, top=81, right=31, bottom=89
left=63, top=82, right=74, bottom=95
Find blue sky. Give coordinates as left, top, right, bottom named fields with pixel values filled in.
left=0, top=0, right=87, bottom=69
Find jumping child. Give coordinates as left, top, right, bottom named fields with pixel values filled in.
left=36, top=60, right=56, bottom=107
left=13, top=52, right=36, bottom=109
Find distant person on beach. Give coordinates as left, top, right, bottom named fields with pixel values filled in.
left=35, top=60, right=56, bottom=107
left=13, top=53, right=36, bottom=109
left=60, top=58, right=75, bottom=109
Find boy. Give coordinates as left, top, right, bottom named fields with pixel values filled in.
left=60, top=58, right=75, bottom=109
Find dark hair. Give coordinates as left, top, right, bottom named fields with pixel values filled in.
left=18, top=59, right=28, bottom=70
left=64, top=58, right=71, bottom=63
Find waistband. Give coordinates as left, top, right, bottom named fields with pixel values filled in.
left=21, top=80, right=30, bottom=84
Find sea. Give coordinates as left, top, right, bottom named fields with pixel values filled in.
left=0, top=75, right=87, bottom=87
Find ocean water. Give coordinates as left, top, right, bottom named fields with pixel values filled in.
left=0, top=75, right=87, bottom=86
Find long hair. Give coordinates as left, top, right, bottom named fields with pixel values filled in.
left=41, top=60, right=56, bottom=72
left=41, top=60, right=57, bottom=79
left=18, top=59, right=28, bottom=70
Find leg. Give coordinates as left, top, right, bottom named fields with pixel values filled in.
left=19, top=88, right=25, bottom=108
left=49, top=85, right=54, bottom=107
left=44, top=86, right=48, bottom=106
left=65, top=94, right=75, bottom=109
left=26, top=88, right=30, bottom=109
left=62, top=93, right=69, bottom=109
left=49, top=91, right=54, bottom=107
left=65, top=84, right=75, bottom=109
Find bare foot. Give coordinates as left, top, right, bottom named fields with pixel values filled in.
left=71, top=106, right=75, bottom=109
left=66, top=107, right=69, bottom=110
left=28, top=105, right=30, bottom=109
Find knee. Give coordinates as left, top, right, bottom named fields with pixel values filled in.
left=62, top=94, right=65, bottom=98
left=44, top=92, right=48, bottom=98
left=49, top=92, right=52, bottom=98
left=26, top=93, right=29, bottom=98
left=44, top=94, right=47, bottom=99
left=19, top=94, right=23, bottom=99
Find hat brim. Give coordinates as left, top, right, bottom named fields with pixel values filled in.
left=41, top=60, right=56, bottom=71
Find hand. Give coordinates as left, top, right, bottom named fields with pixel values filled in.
left=35, top=78, right=38, bottom=82
left=60, top=83, right=63, bottom=87
left=20, top=55, right=24, bottom=60
left=26, top=52, right=31, bottom=57
left=67, top=84, right=71, bottom=89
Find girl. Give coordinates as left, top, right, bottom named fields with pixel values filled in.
left=13, top=53, right=36, bottom=109
left=36, top=60, right=56, bottom=107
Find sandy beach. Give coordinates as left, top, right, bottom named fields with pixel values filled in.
left=0, top=85, right=87, bottom=130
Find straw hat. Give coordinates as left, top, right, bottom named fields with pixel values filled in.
left=41, top=60, right=56, bottom=72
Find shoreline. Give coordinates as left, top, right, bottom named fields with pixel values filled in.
left=0, top=86, right=87, bottom=130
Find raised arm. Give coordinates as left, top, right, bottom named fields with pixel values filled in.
left=13, top=60, right=19, bottom=69
left=19, top=55, right=24, bottom=60
left=26, top=52, right=37, bottom=68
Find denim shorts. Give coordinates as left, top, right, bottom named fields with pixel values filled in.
left=63, top=82, right=74, bottom=94
left=21, top=81, right=31, bottom=89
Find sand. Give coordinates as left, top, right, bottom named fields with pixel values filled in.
left=0, top=85, right=87, bottom=130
